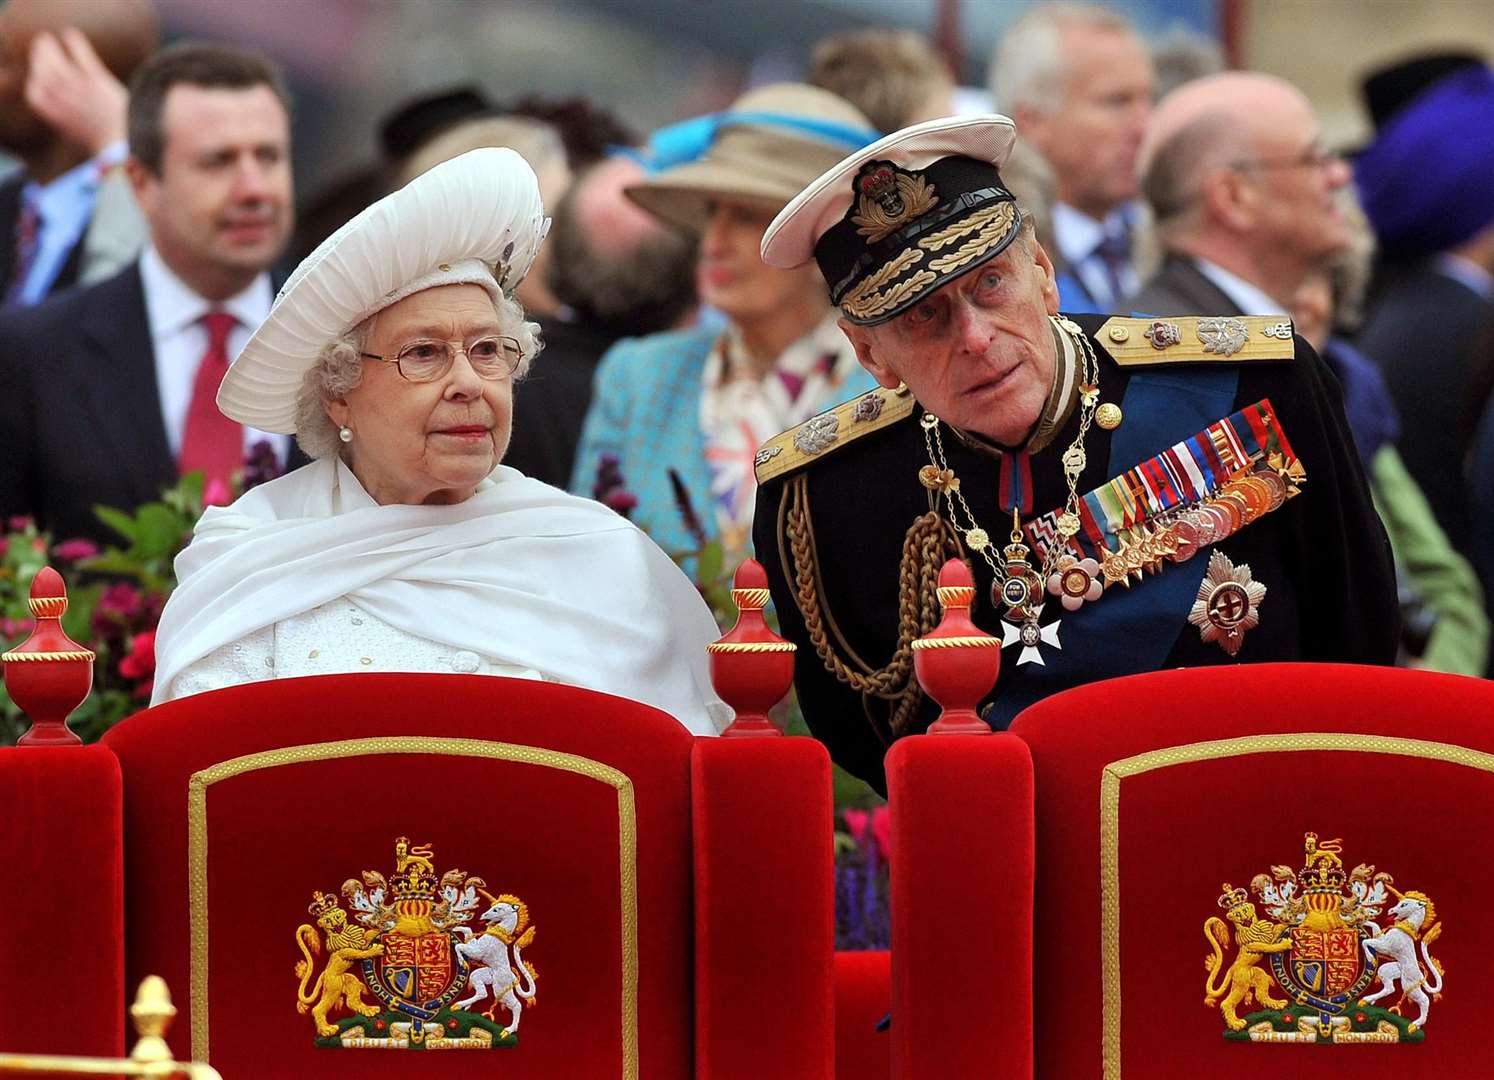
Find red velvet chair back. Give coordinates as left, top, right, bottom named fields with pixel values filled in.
left=102, top=673, right=699, bottom=1077
left=1009, top=663, right=1494, bottom=1079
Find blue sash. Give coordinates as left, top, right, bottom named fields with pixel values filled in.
left=984, top=366, right=1239, bottom=727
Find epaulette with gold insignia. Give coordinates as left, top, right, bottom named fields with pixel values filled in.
left=1096, top=315, right=1296, bottom=366
left=754, top=385, right=917, bottom=484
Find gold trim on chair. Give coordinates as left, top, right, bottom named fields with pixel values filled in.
left=187, top=736, right=639, bottom=1076
left=1099, top=732, right=1494, bottom=1079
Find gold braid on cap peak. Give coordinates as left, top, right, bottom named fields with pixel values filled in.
left=843, top=269, right=938, bottom=322
left=925, top=202, right=1016, bottom=275
left=918, top=201, right=1014, bottom=253
left=779, top=472, right=961, bottom=741
left=839, top=247, right=924, bottom=308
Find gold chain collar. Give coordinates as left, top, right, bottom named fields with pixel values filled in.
left=919, top=316, right=1100, bottom=623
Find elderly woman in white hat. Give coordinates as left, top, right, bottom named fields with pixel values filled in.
left=150, top=148, right=727, bottom=735
left=568, top=84, right=882, bottom=561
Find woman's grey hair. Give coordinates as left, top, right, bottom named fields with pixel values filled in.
left=293, top=290, right=542, bottom=460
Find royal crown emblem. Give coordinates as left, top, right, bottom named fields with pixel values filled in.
left=1203, top=832, right=1444, bottom=1044
left=293, top=837, right=539, bottom=1049
left=850, top=160, right=938, bottom=243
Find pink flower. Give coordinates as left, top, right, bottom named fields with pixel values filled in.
left=7, top=515, right=32, bottom=531
left=1, top=617, right=27, bottom=639
left=51, top=538, right=99, bottom=562
left=842, top=808, right=870, bottom=844
left=203, top=477, right=233, bottom=507
left=92, top=582, right=143, bottom=636
left=870, top=805, right=891, bottom=863
left=118, top=630, right=156, bottom=681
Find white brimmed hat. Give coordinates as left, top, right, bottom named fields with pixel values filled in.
left=760, top=115, right=1019, bottom=325
left=218, top=146, right=548, bottom=434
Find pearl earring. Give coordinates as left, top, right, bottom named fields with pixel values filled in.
left=339, top=425, right=353, bottom=443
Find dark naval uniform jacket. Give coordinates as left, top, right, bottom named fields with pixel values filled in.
left=751, top=311, right=1399, bottom=794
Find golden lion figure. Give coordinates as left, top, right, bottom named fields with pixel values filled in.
left=1204, top=884, right=1293, bottom=1030
left=295, top=894, right=385, bottom=1037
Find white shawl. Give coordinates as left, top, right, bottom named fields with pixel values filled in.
left=151, top=458, right=728, bottom=734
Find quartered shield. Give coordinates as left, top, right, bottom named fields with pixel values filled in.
left=365, top=930, right=469, bottom=1019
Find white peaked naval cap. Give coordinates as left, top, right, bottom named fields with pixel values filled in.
left=218, top=146, right=550, bottom=434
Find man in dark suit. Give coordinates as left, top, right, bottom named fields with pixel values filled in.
left=1129, top=72, right=1354, bottom=322
left=505, top=155, right=696, bottom=486
left=0, top=0, right=157, bottom=306
left=0, top=43, right=300, bottom=545
left=989, top=5, right=1154, bottom=314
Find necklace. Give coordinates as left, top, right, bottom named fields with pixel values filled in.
left=919, top=316, right=1101, bottom=664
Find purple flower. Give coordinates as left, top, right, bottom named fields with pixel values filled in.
left=241, top=439, right=282, bottom=491
left=51, top=538, right=99, bottom=562
left=7, top=515, right=32, bottom=532
left=592, top=454, right=638, bottom=519
left=603, top=490, right=638, bottom=515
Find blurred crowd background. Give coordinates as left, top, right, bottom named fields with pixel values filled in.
left=5, top=0, right=1494, bottom=729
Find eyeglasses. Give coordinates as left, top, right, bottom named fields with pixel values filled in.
left=359, top=335, right=524, bottom=382
left=1231, top=146, right=1343, bottom=174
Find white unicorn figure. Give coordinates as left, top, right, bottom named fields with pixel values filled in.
left=454, top=893, right=538, bottom=1036
left=1360, top=889, right=1444, bottom=1031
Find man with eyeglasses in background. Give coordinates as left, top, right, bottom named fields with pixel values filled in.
left=0, top=42, right=304, bottom=546
left=1128, top=71, right=1352, bottom=320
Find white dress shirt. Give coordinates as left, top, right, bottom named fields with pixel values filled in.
left=138, top=245, right=290, bottom=466
left=1192, top=257, right=1286, bottom=317
left=1052, top=201, right=1139, bottom=311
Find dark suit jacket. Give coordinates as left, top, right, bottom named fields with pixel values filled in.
left=0, top=172, right=86, bottom=304
left=503, top=316, right=613, bottom=487
left=1354, top=260, right=1494, bottom=553
left=1126, top=252, right=1242, bottom=317
left=0, top=263, right=306, bottom=545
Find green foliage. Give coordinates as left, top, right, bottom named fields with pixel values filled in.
left=0, top=473, right=215, bottom=745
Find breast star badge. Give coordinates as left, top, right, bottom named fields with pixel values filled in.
left=1188, top=550, right=1265, bottom=655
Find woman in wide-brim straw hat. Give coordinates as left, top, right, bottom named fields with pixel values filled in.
left=568, top=84, right=882, bottom=561
left=150, top=147, right=727, bottom=735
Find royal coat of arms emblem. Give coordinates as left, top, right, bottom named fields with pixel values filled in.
left=1203, top=832, right=1444, bottom=1044
left=293, top=837, right=539, bottom=1049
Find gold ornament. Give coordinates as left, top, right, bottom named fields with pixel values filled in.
left=1096, top=402, right=1123, bottom=430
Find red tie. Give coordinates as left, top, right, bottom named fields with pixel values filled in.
left=179, top=311, right=243, bottom=487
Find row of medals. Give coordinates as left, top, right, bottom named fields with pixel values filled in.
left=1002, top=454, right=1299, bottom=639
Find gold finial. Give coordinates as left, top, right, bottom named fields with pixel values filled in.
left=130, top=974, right=177, bottom=1063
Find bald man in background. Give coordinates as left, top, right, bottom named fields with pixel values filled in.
left=1129, top=72, right=1354, bottom=318
left=0, top=0, right=158, bottom=306
left=502, top=155, right=697, bottom=486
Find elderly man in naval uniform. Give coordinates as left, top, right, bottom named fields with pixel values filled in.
left=749, top=115, right=1397, bottom=794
